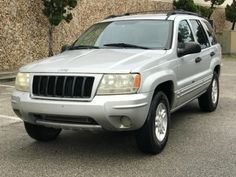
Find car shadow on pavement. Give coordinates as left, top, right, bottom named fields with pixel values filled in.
left=170, top=100, right=205, bottom=128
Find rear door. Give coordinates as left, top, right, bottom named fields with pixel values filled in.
left=189, top=19, right=212, bottom=82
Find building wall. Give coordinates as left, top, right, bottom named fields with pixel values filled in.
left=0, top=0, right=232, bottom=71
left=0, top=0, right=172, bottom=71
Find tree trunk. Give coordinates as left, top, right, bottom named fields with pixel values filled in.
left=207, top=10, right=213, bottom=20
left=48, top=23, right=54, bottom=57
left=208, top=1, right=215, bottom=19
left=232, top=21, right=236, bottom=31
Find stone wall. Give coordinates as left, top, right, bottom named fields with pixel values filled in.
left=0, top=0, right=172, bottom=71
left=0, top=0, right=232, bottom=71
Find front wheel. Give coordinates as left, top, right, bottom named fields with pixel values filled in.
left=136, top=91, right=170, bottom=154
left=198, top=73, right=219, bottom=112
left=24, top=122, right=61, bottom=142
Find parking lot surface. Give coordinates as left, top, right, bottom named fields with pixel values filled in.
left=0, top=59, right=236, bottom=177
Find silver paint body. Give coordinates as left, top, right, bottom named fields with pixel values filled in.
left=11, top=14, right=222, bottom=131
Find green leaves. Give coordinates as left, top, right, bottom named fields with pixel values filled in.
left=173, top=0, right=198, bottom=13
left=225, top=0, right=236, bottom=30
left=211, top=0, right=225, bottom=6
left=173, top=0, right=212, bottom=18
left=42, top=0, right=78, bottom=56
left=173, top=0, right=225, bottom=19
left=197, top=5, right=213, bottom=18
left=42, top=0, right=78, bottom=26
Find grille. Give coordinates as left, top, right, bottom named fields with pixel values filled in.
left=32, top=75, right=94, bottom=98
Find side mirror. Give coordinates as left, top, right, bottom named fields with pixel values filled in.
left=61, top=44, right=71, bottom=53
left=177, top=42, right=201, bottom=57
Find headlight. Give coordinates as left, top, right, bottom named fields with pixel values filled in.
left=15, top=73, right=30, bottom=92
left=97, top=74, right=141, bottom=95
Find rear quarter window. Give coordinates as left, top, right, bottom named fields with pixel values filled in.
left=201, top=20, right=218, bottom=45
left=190, top=19, right=210, bottom=49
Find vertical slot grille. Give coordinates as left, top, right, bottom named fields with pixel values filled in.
left=32, top=75, right=94, bottom=99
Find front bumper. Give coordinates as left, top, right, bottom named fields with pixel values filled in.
left=11, top=91, right=152, bottom=131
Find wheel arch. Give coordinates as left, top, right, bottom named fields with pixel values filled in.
left=153, top=81, right=175, bottom=109
left=141, top=70, right=177, bottom=109
left=214, top=65, right=221, bottom=76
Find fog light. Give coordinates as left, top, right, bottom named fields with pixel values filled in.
left=120, top=116, right=132, bottom=128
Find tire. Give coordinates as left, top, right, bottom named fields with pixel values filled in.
left=198, top=73, right=219, bottom=112
left=136, top=91, right=170, bottom=154
left=24, top=122, right=61, bottom=142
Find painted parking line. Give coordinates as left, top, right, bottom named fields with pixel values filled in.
left=0, top=114, right=21, bottom=121
left=0, top=92, right=12, bottom=95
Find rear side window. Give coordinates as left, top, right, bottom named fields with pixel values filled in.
left=202, top=20, right=218, bottom=45
left=190, top=20, right=210, bottom=49
left=178, top=20, right=194, bottom=44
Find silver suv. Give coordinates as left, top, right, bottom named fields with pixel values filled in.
left=12, top=11, right=222, bottom=154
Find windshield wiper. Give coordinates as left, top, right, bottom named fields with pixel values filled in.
left=70, top=45, right=100, bottom=50
left=103, top=43, right=150, bottom=49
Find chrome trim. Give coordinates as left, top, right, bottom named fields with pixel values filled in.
left=171, top=90, right=206, bottom=113
left=112, top=102, right=148, bottom=109
left=36, top=119, right=103, bottom=130
left=176, top=74, right=213, bottom=98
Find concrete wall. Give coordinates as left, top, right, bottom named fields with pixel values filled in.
left=0, top=0, right=232, bottom=71
left=222, top=31, right=236, bottom=55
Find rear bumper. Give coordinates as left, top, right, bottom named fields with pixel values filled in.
left=11, top=91, right=152, bottom=131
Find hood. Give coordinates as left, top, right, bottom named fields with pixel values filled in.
left=20, top=49, right=167, bottom=73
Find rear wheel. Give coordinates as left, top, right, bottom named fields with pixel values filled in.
left=136, top=91, right=170, bottom=154
left=24, top=122, right=61, bottom=142
left=198, top=73, right=219, bottom=112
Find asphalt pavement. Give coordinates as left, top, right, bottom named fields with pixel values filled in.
left=0, top=59, right=235, bottom=177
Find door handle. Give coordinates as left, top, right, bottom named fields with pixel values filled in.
left=210, top=51, right=215, bottom=57
left=195, top=57, right=202, bottom=63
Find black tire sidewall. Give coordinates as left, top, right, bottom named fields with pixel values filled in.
left=148, top=92, right=170, bottom=148
left=209, top=73, right=219, bottom=108
left=136, top=91, right=170, bottom=154
left=198, top=72, right=220, bottom=112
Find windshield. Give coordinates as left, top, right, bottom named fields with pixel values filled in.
left=72, top=20, right=173, bottom=49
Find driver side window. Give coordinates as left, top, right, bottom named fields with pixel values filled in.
left=178, top=20, right=194, bottom=48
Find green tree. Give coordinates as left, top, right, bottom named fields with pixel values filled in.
left=225, top=0, right=236, bottom=30
left=206, top=0, right=225, bottom=19
left=173, top=0, right=211, bottom=18
left=196, top=5, right=213, bottom=18
left=173, top=0, right=198, bottom=12
left=42, top=0, right=78, bottom=56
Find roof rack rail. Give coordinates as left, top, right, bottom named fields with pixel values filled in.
left=104, top=14, right=127, bottom=19
left=166, top=10, right=202, bottom=18
left=104, top=10, right=202, bottom=20
left=104, top=10, right=169, bottom=19
left=123, top=10, right=169, bottom=16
